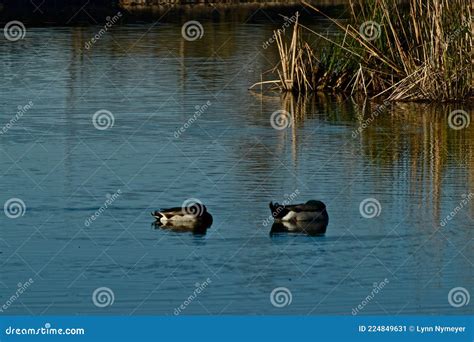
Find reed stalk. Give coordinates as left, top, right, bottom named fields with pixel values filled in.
left=253, top=0, right=473, bottom=102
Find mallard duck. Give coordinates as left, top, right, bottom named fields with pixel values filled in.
left=269, top=200, right=328, bottom=234
left=151, top=203, right=213, bottom=226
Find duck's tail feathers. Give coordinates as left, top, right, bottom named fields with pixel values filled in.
left=151, top=211, right=163, bottom=219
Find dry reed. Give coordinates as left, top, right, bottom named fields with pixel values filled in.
left=252, top=0, right=473, bottom=102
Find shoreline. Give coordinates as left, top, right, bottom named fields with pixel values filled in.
left=0, top=0, right=348, bottom=25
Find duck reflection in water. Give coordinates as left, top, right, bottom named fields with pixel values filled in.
left=152, top=220, right=211, bottom=235
left=270, top=220, right=327, bottom=236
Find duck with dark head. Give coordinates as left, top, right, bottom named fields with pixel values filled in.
left=269, top=200, right=329, bottom=236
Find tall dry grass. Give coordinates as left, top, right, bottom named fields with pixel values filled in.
left=254, top=0, right=473, bottom=102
